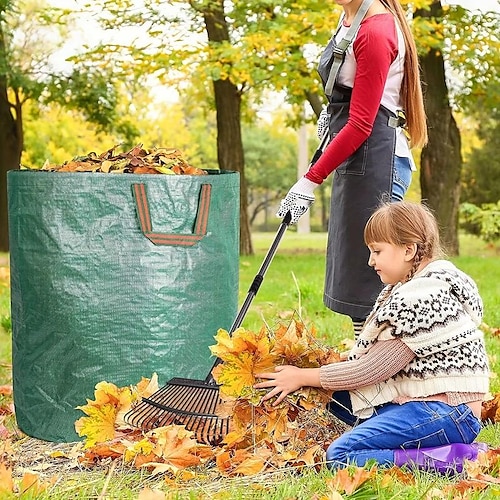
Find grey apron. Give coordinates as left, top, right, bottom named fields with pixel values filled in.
left=317, top=34, right=397, bottom=320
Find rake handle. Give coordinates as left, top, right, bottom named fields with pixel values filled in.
left=204, top=210, right=292, bottom=382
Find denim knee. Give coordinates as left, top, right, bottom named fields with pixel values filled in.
left=325, top=441, right=347, bottom=470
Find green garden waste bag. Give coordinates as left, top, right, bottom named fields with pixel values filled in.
left=7, top=169, right=240, bottom=442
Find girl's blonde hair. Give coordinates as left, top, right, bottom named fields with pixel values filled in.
left=364, top=201, right=442, bottom=281
left=381, top=0, right=428, bottom=148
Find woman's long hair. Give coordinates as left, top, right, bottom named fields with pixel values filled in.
left=382, top=0, right=428, bottom=148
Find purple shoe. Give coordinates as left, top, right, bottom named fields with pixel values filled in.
left=394, top=442, right=488, bottom=475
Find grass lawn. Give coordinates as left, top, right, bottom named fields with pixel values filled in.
left=1, top=232, right=500, bottom=499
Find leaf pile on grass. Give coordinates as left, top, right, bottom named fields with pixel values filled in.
left=74, top=319, right=348, bottom=478
left=28, top=144, right=208, bottom=175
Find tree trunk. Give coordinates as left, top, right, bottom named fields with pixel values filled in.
left=201, top=1, right=253, bottom=255
left=417, top=2, right=461, bottom=255
left=0, top=22, right=22, bottom=252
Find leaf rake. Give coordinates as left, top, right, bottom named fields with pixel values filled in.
left=124, top=211, right=292, bottom=445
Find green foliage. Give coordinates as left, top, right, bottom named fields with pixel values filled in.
left=461, top=96, right=500, bottom=205
left=243, top=121, right=297, bottom=223
left=459, top=202, right=500, bottom=243
left=444, top=6, right=500, bottom=113
left=71, top=0, right=343, bottom=125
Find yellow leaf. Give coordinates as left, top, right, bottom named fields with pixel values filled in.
left=211, top=327, right=277, bottom=399
left=135, top=373, right=159, bottom=398
left=75, top=403, right=117, bottom=448
left=124, top=438, right=156, bottom=463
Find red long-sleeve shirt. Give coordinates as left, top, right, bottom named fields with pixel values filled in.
left=306, top=14, right=401, bottom=185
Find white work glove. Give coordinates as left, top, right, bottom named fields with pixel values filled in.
left=317, top=107, right=330, bottom=139
left=277, top=177, right=319, bottom=224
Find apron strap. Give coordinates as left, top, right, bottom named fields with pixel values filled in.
left=325, top=0, right=374, bottom=97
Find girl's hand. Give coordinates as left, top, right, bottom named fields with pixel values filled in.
left=254, top=366, right=321, bottom=406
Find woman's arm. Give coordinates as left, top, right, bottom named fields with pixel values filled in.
left=306, top=16, right=399, bottom=184
left=254, top=339, right=414, bottom=405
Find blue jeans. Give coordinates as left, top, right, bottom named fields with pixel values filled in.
left=326, top=401, right=481, bottom=469
left=392, top=155, right=412, bottom=202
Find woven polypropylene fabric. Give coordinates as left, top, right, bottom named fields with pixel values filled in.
left=8, top=169, right=239, bottom=442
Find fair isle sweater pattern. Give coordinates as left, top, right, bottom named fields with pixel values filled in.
left=347, top=260, right=490, bottom=418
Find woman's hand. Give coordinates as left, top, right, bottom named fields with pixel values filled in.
left=254, top=366, right=321, bottom=406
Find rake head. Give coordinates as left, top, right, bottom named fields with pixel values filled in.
left=124, top=377, right=231, bottom=446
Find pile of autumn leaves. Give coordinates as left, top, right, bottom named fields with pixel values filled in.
left=75, top=319, right=344, bottom=477
left=74, top=318, right=500, bottom=492
left=34, top=144, right=208, bottom=176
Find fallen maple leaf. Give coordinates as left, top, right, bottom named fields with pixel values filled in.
left=79, top=439, right=127, bottom=465
left=482, top=393, right=500, bottom=423
left=291, top=444, right=324, bottom=468
left=216, top=447, right=271, bottom=477
left=327, top=466, right=377, bottom=495
left=75, top=402, right=118, bottom=448
left=75, top=380, right=140, bottom=446
left=19, top=472, right=56, bottom=496
left=144, top=426, right=213, bottom=475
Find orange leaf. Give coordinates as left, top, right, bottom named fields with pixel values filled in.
left=216, top=448, right=270, bottom=476
left=291, top=444, right=324, bottom=468
left=482, top=393, right=500, bottom=422
left=19, top=472, right=55, bottom=496
left=327, top=466, right=377, bottom=495
left=0, top=462, right=14, bottom=494
left=147, top=426, right=212, bottom=472
left=0, top=385, right=12, bottom=396
left=79, top=439, right=126, bottom=465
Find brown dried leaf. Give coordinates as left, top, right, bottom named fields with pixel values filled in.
left=327, top=466, right=377, bottom=495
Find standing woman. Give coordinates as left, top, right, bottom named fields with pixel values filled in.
left=277, top=0, right=428, bottom=335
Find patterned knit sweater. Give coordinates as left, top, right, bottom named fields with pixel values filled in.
left=346, top=260, right=490, bottom=418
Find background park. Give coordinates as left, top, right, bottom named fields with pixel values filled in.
left=1, top=0, right=500, bottom=498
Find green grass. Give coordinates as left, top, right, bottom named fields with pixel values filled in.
left=1, top=235, right=500, bottom=499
